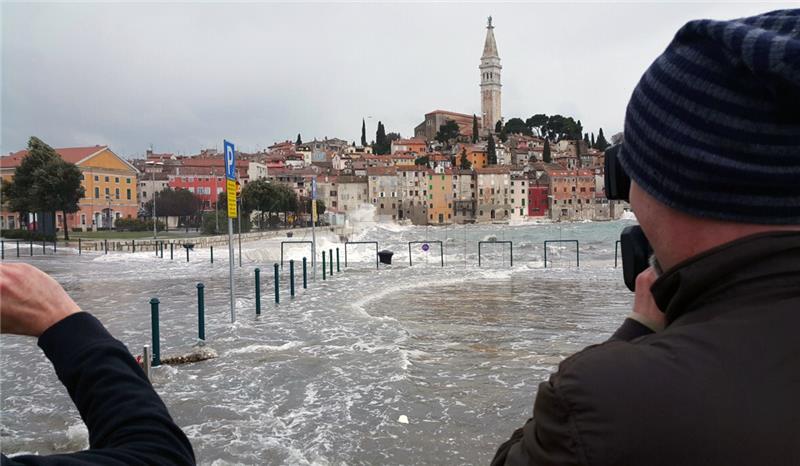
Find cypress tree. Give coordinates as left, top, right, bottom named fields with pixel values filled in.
left=375, top=121, right=388, bottom=155
left=591, top=132, right=595, bottom=148
left=543, top=139, right=552, bottom=163
left=487, top=135, right=497, bottom=165
left=472, top=114, right=479, bottom=143
left=361, top=118, right=367, bottom=147
left=296, top=133, right=302, bottom=145
left=595, top=128, right=610, bottom=151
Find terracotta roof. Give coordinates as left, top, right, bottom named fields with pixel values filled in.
left=475, top=166, right=510, bottom=175
left=2, top=145, right=108, bottom=168
left=392, top=138, right=426, bottom=145
left=425, top=109, right=474, bottom=119
left=366, top=166, right=398, bottom=176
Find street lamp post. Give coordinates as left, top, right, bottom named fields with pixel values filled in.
left=145, top=161, right=164, bottom=239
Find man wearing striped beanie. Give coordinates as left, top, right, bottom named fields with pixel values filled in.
left=493, top=9, right=799, bottom=465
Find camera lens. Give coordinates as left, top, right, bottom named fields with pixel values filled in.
left=603, top=144, right=630, bottom=202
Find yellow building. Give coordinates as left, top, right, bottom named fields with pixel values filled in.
left=427, top=170, right=454, bottom=224
left=0, top=145, right=139, bottom=232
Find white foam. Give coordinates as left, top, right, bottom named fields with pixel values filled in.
left=227, top=341, right=303, bottom=355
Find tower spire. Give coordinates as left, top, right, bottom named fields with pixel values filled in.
left=480, top=16, right=502, bottom=134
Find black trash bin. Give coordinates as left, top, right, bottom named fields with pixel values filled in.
left=378, top=250, right=394, bottom=265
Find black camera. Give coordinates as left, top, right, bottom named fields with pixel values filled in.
left=604, top=144, right=652, bottom=291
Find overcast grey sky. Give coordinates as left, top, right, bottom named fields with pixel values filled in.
left=2, top=1, right=796, bottom=157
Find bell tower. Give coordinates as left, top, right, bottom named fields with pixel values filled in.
left=480, top=16, right=502, bottom=133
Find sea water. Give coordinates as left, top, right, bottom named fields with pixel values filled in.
left=1, top=219, right=636, bottom=465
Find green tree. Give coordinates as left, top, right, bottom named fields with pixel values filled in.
left=32, top=156, right=85, bottom=240
left=472, top=114, right=479, bottom=143
left=595, top=128, right=610, bottom=151
left=543, top=139, right=552, bottom=163
left=487, top=135, right=497, bottom=165
left=435, top=120, right=460, bottom=148
left=361, top=118, right=367, bottom=147
left=494, top=120, right=503, bottom=134
left=143, top=188, right=200, bottom=231
left=584, top=133, right=590, bottom=145
left=591, top=132, right=595, bottom=148
left=386, top=132, right=401, bottom=151
left=296, top=133, right=302, bottom=145
left=459, top=147, right=472, bottom=170
left=374, top=121, right=390, bottom=155
left=526, top=114, right=549, bottom=137
left=504, top=117, right=531, bottom=136
left=1, top=137, right=85, bottom=239
left=415, top=155, right=430, bottom=167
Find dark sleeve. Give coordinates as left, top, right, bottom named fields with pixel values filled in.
left=2, top=312, right=195, bottom=466
left=491, top=375, right=585, bottom=466
left=607, top=317, right=653, bottom=342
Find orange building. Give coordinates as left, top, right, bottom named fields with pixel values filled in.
left=390, top=138, right=428, bottom=155
left=427, top=170, right=454, bottom=224
left=0, top=145, right=139, bottom=232
left=459, top=144, right=488, bottom=170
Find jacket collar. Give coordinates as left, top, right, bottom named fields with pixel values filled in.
left=650, top=231, right=800, bottom=326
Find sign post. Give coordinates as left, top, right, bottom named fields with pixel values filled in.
left=236, top=180, right=242, bottom=268
left=311, top=176, right=318, bottom=280
left=224, top=140, right=237, bottom=323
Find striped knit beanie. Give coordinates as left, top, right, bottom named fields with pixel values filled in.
left=619, top=9, right=800, bottom=224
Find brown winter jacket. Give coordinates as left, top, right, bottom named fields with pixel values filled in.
left=492, top=231, right=800, bottom=466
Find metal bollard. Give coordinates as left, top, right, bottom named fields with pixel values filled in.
left=210, top=245, right=214, bottom=264
left=273, top=263, right=280, bottom=304
left=322, top=251, right=326, bottom=280
left=132, top=239, right=135, bottom=253
left=1, top=241, right=4, bottom=260
left=17, top=240, right=20, bottom=257
left=336, top=247, right=340, bottom=272
left=42, top=239, right=46, bottom=254
left=329, top=249, right=333, bottom=276
left=289, top=260, right=295, bottom=297
left=104, top=239, right=108, bottom=254
left=53, top=240, right=56, bottom=253
left=255, top=268, right=261, bottom=315
left=186, top=246, right=190, bottom=262
left=302, top=257, right=308, bottom=289
left=197, top=283, right=205, bottom=341
left=30, top=240, right=33, bottom=256
left=142, top=345, right=152, bottom=381
left=170, top=242, right=174, bottom=260
left=78, top=238, right=82, bottom=255
left=150, top=298, right=161, bottom=366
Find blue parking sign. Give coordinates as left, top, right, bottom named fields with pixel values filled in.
left=224, top=140, right=236, bottom=180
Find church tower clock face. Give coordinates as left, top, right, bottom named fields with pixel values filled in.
left=480, top=16, right=502, bottom=134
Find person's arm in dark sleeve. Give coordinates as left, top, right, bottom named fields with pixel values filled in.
left=607, top=316, right=654, bottom=342
left=491, top=374, right=585, bottom=466
left=4, top=312, right=195, bottom=466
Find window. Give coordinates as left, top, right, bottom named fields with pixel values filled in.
left=81, top=214, right=86, bottom=225
left=143, top=192, right=147, bottom=198
left=115, top=177, right=119, bottom=183
left=94, top=187, right=99, bottom=198
left=115, top=188, right=120, bottom=199
left=105, top=187, right=110, bottom=196
left=94, top=175, right=99, bottom=181
left=80, top=174, right=85, bottom=180
left=126, top=178, right=131, bottom=184
left=105, top=176, right=109, bottom=182
left=127, top=189, right=131, bottom=200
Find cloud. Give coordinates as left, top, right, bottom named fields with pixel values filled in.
left=2, top=2, right=794, bottom=156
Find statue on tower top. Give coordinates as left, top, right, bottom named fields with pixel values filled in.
left=488, top=16, right=493, bottom=28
